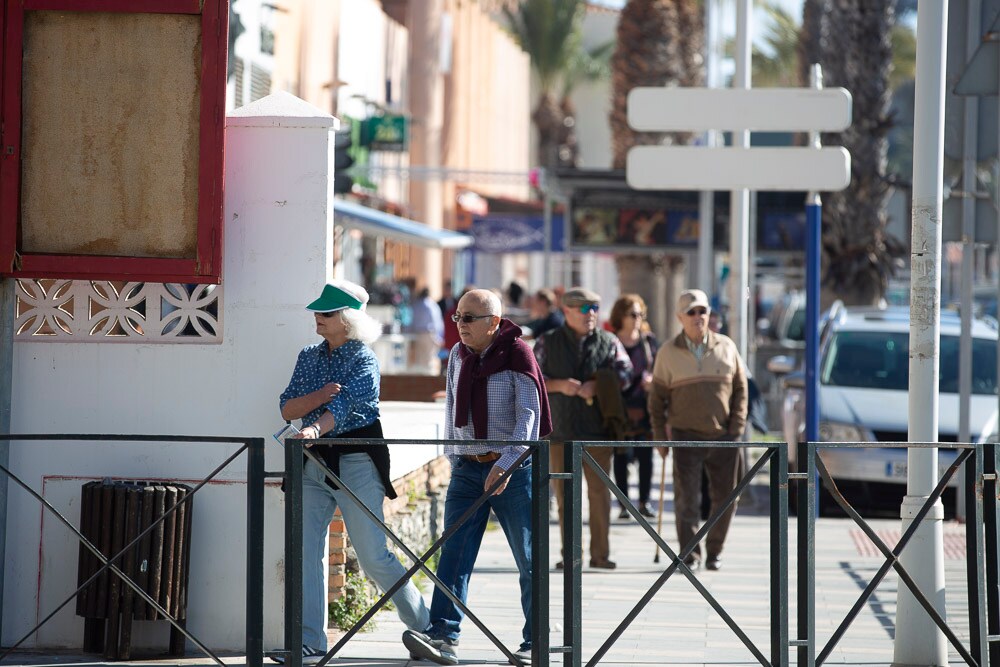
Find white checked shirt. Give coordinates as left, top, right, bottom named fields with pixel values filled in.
left=443, top=342, right=542, bottom=470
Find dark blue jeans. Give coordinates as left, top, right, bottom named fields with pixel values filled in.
left=428, top=458, right=533, bottom=648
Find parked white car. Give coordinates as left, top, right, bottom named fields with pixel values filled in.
left=771, top=305, right=998, bottom=515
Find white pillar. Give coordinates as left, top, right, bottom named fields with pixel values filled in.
left=895, top=2, right=949, bottom=665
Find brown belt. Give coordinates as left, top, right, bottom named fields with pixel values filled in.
left=461, top=451, right=501, bottom=463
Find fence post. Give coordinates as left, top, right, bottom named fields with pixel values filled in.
left=284, top=439, right=303, bottom=667
left=797, top=440, right=815, bottom=667
left=563, top=442, right=582, bottom=667
left=532, top=441, right=550, bottom=667
left=770, top=443, right=788, bottom=666
left=966, top=444, right=988, bottom=664
left=246, top=437, right=265, bottom=667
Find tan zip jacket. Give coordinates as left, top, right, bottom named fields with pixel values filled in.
left=647, top=330, right=748, bottom=440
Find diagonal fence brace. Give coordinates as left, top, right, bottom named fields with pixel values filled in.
left=582, top=445, right=773, bottom=667
left=815, top=449, right=977, bottom=666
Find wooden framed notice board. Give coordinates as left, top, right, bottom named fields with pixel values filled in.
left=0, top=0, right=228, bottom=283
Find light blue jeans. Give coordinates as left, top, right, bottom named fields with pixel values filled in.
left=302, top=453, right=430, bottom=650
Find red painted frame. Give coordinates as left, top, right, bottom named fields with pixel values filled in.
left=0, top=0, right=227, bottom=283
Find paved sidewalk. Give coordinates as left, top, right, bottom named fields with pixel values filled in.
left=5, top=456, right=975, bottom=666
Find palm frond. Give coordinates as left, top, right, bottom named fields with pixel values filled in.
left=503, top=0, right=586, bottom=93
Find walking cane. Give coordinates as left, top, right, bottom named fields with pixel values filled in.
left=653, top=448, right=667, bottom=563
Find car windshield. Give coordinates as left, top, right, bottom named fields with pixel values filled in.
left=821, top=331, right=998, bottom=395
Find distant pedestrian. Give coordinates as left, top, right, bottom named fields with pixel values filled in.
left=535, top=287, right=633, bottom=570
left=403, top=289, right=551, bottom=666
left=279, top=281, right=430, bottom=665
left=647, top=289, right=748, bottom=572
left=438, top=279, right=457, bottom=317
left=407, top=285, right=445, bottom=374
left=609, top=294, right=659, bottom=519
left=523, top=288, right=564, bottom=339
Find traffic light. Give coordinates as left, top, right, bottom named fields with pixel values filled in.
left=333, top=128, right=354, bottom=194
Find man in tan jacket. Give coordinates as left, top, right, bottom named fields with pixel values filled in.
left=648, top=289, right=747, bottom=571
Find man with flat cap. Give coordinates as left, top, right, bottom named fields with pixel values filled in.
left=533, top=287, right=633, bottom=569
left=647, top=289, right=748, bottom=572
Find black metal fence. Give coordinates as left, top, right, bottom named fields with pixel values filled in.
left=4, top=435, right=999, bottom=667
left=794, top=441, right=998, bottom=667
left=272, top=437, right=549, bottom=667
left=558, top=440, right=789, bottom=667
left=0, top=434, right=266, bottom=667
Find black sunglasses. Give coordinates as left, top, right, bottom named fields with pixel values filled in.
left=686, top=307, right=708, bottom=316
left=452, top=313, right=493, bottom=324
left=316, top=311, right=340, bottom=318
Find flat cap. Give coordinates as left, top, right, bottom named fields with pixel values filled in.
left=562, top=287, right=601, bottom=306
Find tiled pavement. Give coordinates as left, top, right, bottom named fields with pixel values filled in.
left=5, top=458, right=976, bottom=666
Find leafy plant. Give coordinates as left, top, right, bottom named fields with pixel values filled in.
left=329, top=571, right=379, bottom=632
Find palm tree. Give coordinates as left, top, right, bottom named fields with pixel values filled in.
left=503, top=0, right=588, bottom=168
left=609, top=0, right=704, bottom=337
left=800, top=0, right=905, bottom=306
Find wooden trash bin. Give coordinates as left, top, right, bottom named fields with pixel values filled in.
left=76, top=480, right=193, bottom=660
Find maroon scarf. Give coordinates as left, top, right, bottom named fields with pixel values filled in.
left=454, top=318, right=552, bottom=439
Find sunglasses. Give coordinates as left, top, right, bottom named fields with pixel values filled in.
left=686, top=307, right=708, bottom=316
left=627, top=311, right=644, bottom=319
left=578, top=304, right=600, bottom=314
left=452, top=313, right=493, bottom=324
left=316, top=311, right=340, bottom=318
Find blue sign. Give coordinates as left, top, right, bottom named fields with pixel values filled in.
left=470, top=214, right=565, bottom=254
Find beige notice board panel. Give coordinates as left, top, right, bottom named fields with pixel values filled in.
left=20, top=11, right=201, bottom=258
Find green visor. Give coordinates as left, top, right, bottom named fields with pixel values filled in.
left=306, top=283, right=364, bottom=313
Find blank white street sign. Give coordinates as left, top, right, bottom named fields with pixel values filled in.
left=627, top=87, right=852, bottom=132
left=627, top=146, right=851, bottom=191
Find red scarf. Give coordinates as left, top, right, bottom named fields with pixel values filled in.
left=454, top=318, right=552, bottom=439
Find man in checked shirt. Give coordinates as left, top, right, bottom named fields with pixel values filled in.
left=403, top=289, right=551, bottom=666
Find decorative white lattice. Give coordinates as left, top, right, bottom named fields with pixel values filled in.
left=14, top=279, right=223, bottom=344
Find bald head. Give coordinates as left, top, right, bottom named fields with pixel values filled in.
left=456, top=289, right=503, bottom=353
left=460, top=289, right=503, bottom=317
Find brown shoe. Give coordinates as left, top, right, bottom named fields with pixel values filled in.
left=589, top=558, right=617, bottom=569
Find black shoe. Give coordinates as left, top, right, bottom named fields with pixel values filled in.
left=402, top=630, right=459, bottom=665
left=618, top=507, right=630, bottom=519
left=638, top=502, right=655, bottom=518
left=706, top=555, right=722, bottom=571
left=589, top=558, right=617, bottom=569
left=555, top=560, right=564, bottom=570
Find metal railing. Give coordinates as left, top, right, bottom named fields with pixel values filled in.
left=559, top=439, right=789, bottom=667
left=0, top=434, right=266, bottom=667
left=794, top=441, right=996, bottom=667
left=271, top=438, right=549, bottom=667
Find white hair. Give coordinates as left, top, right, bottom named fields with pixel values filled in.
left=340, top=308, right=383, bottom=345
left=331, top=279, right=370, bottom=306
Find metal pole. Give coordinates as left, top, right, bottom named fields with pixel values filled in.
left=563, top=442, right=582, bottom=667
left=0, top=278, right=13, bottom=646
left=805, top=63, right=823, bottom=525
left=531, top=443, right=550, bottom=667
left=728, top=0, right=752, bottom=360
left=285, top=439, right=303, bottom=667
left=957, top=0, right=981, bottom=523
left=563, top=198, right=573, bottom=289
left=697, top=0, right=719, bottom=295
left=543, top=170, right=554, bottom=288
left=245, top=438, right=265, bottom=667
left=895, top=2, right=949, bottom=665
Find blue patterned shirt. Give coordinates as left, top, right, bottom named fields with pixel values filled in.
left=444, top=343, right=541, bottom=470
left=279, top=339, right=380, bottom=434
